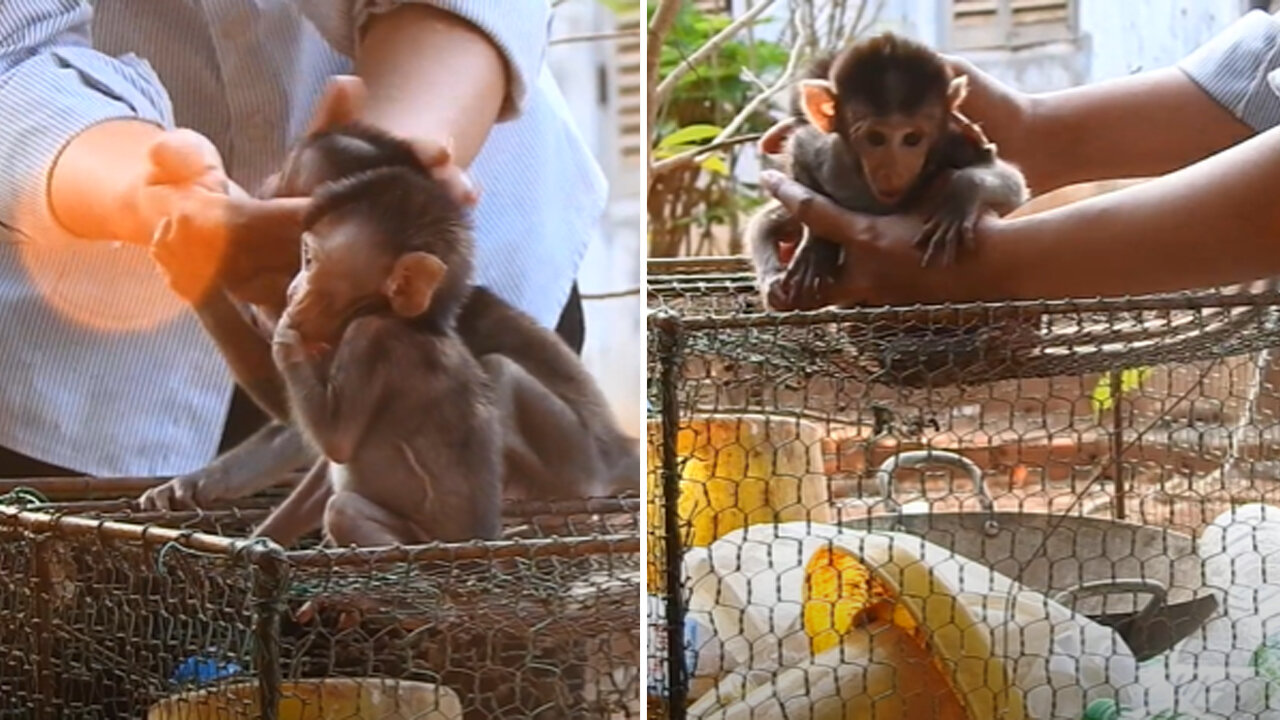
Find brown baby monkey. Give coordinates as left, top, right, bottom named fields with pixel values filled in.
left=268, top=163, right=502, bottom=546
left=749, top=32, right=1028, bottom=311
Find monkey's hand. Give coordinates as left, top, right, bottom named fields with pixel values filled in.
left=780, top=237, right=842, bottom=310
left=139, top=468, right=224, bottom=511
left=915, top=175, right=983, bottom=267
left=272, top=325, right=312, bottom=367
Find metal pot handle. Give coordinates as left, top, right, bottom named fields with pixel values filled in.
left=1051, top=579, right=1168, bottom=626
left=874, top=449, right=998, bottom=535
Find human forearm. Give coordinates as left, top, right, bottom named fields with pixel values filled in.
left=356, top=4, right=512, bottom=167
left=1016, top=68, right=1251, bottom=192
left=961, top=123, right=1280, bottom=300
left=47, top=119, right=166, bottom=242
left=0, top=3, right=176, bottom=242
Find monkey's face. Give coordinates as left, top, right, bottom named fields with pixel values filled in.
left=284, top=218, right=395, bottom=345
left=849, top=110, right=942, bottom=206
left=284, top=215, right=449, bottom=344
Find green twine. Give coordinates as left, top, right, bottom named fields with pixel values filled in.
left=0, top=486, right=50, bottom=507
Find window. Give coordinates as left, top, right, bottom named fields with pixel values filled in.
left=948, top=0, right=1077, bottom=51
left=609, top=4, right=643, bottom=195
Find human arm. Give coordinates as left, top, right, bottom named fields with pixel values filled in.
left=760, top=117, right=1280, bottom=304
left=941, top=10, right=1280, bottom=194
left=0, top=2, right=176, bottom=243
left=303, top=0, right=549, bottom=179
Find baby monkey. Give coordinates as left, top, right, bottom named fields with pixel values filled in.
left=750, top=32, right=1028, bottom=310
left=271, top=160, right=501, bottom=546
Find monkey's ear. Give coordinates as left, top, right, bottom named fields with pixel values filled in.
left=307, top=75, right=366, bottom=135
left=947, top=75, right=970, bottom=111
left=384, top=251, right=448, bottom=318
left=799, top=80, right=838, bottom=133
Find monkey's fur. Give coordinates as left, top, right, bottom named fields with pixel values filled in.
left=749, top=32, right=1028, bottom=311
left=142, top=124, right=639, bottom=538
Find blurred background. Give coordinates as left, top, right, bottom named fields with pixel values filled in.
left=547, top=0, right=645, bottom=436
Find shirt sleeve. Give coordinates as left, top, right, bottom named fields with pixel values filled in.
left=296, top=0, right=550, bottom=121
left=0, top=1, right=174, bottom=239
left=1176, top=9, right=1280, bottom=132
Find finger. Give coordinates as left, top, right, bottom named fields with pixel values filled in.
left=758, top=117, right=802, bottom=155
left=295, top=601, right=317, bottom=625
left=921, top=230, right=941, bottom=268
left=148, top=129, right=226, bottom=188
left=144, top=487, right=171, bottom=512
left=307, top=75, right=367, bottom=135
left=430, top=163, right=479, bottom=208
left=414, top=137, right=454, bottom=169
left=914, top=220, right=939, bottom=251
left=760, top=171, right=862, bottom=243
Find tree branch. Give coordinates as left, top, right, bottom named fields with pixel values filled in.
left=647, top=0, right=683, bottom=158
left=650, top=133, right=763, bottom=175
left=654, top=0, right=778, bottom=105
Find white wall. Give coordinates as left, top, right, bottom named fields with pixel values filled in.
left=548, top=2, right=645, bottom=437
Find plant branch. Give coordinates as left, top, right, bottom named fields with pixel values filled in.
left=650, top=133, right=764, bottom=175
left=647, top=0, right=683, bottom=157
left=654, top=0, right=778, bottom=105
left=550, top=29, right=636, bottom=45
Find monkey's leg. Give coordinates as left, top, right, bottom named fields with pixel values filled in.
left=480, top=355, right=616, bottom=499
left=747, top=202, right=812, bottom=311
left=139, top=422, right=315, bottom=510
left=323, top=490, right=423, bottom=548
left=251, top=458, right=331, bottom=547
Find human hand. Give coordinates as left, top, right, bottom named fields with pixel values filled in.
left=143, top=130, right=307, bottom=304
left=760, top=170, right=984, bottom=306
left=940, top=55, right=1035, bottom=165
left=262, top=75, right=479, bottom=208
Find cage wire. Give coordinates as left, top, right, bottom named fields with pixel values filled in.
left=647, top=257, right=1280, bottom=720
left=0, top=485, right=641, bottom=720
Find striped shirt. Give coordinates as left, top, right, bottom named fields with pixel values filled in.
left=1178, top=8, right=1280, bottom=129
left=0, top=0, right=607, bottom=477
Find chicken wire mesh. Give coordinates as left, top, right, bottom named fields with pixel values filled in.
left=647, top=258, right=1280, bottom=720
left=0, top=486, right=641, bottom=720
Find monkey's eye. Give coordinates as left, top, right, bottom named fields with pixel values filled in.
left=903, top=131, right=924, bottom=147
left=864, top=130, right=887, bottom=147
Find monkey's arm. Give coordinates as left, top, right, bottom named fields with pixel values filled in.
left=274, top=318, right=388, bottom=465
left=251, top=458, right=331, bottom=548
left=915, top=159, right=1029, bottom=267
left=139, top=421, right=315, bottom=510
left=760, top=122, right=1280, bottom=303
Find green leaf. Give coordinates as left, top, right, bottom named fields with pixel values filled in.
left=1252, top=632, right=1280, bottom=683
left=1091, top=367, right=1151, bottom=416
left=699, top=155, right=729, bottom=176
left=657, top=124, right=722, bottom=149
left=1082, top=698, right=1120, bottom=720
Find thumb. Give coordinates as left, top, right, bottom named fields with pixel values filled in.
left=760, top=170, right=864, bottom=243
left=307, top=75, right=367, bottom=135
left=147, top=129, right=227, bottom=190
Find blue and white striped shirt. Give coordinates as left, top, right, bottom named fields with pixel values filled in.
left=0, top=0, right=607, bottom=477
left=1178, top=9, right=1280, bottom=130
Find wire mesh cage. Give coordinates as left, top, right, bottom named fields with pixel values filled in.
left=0, top=487, right=641, bottom=720
left=648, top=257, right=1280, bottom=719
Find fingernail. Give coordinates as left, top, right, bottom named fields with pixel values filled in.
left=760, top=170, right=782, bottom=191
